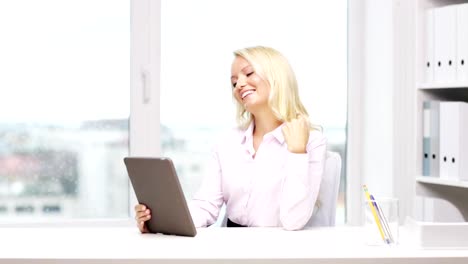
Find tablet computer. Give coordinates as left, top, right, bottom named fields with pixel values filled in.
left=124, top=157, right=197, bottom=237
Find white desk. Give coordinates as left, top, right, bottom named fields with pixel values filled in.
left=0, top=226, right=467, bottom=263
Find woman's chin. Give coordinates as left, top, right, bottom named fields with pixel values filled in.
left=244, top=103, right=265, bottom=115
left=243, top=100, right=255, bottom=111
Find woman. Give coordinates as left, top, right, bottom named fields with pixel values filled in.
left=135, top=46, right=327, bottom=231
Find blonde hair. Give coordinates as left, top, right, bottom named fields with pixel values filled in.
left=233, top=46, right=312, bottom=129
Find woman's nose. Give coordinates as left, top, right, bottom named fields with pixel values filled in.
left=236, top=76, right=247, bottom=89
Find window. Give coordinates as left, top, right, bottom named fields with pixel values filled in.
left=0, top=0, right=130, bottom=219
left=0, top=0, right=347, bottom=223
left=160, top=0, right=347, bottom=224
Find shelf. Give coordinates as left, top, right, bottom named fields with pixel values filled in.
left=413, top=0, right=468, bottom=224
left=417, top=86, right=468, bottom=101
left=416, top=176, right=468, bottom=188
left=418, top=83, right=468, bottom=89
left=416, top=177, right=468, bottom=221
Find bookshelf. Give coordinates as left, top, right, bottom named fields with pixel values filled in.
left=416, top=176, right=468, bottom=188
left=415, top=0, right=468, bottom=221
left=419, top=83, right=468, bottom=89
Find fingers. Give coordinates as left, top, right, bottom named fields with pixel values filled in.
left=297, top=114, right=307, bottom=120
left=282, top=114, right=310, bottom=154
left=134, top=204, right=152, bottom=233
left=134, top=204, right=151, bottom=222
left=283, top=114, right=308, bottom=126
left=138, top=218, right=149, bottom=233
left=134, top=204, right=146, bottom=212
left=293, top=114, right=308, bottom=125
left=136, top=210, right=151, bottom=221
left=282, top=115, right=308, bottom=132
left=135, top=209, right=151, bottom=221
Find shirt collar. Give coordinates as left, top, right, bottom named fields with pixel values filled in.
left=240, top=121, right=255, bottom=144
left=270, top=123, right=286, bottom=144
left=240, top=121, right=285, bottom=145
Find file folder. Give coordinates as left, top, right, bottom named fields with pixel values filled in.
left=439, top=102, right=468, bottom=181
left=422, top=101, right=440, bottom=177
left=423, top=101, right=431, bottom=176
left=434, top=5, right=457, bottom=84
left=457, top=4, right=468, bottom=83
left=424, top=8, right=435, bottom=84
left=440, top=102, right=455, bottom=180
left=429, top=101, right=440, bottom=178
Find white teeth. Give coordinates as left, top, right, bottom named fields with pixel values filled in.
left=241, top=90, right=254, bottom=99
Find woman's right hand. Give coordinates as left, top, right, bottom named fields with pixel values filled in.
left=134, top=204, right=151, bottom=233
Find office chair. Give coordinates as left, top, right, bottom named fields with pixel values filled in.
left=305, top=151, right=342, bottom=227
left=218, top=151, right=342, bottom=228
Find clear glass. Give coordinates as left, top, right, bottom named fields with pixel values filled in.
left=363, top=197, right=399, bottom=246
left=161, top=0, right=347, bottom=224
left=0, top=0, right=130, bottom=219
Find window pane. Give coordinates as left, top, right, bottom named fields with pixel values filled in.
left=161, top=0, right=347, bottom=224
left=0, top=0, right=130, bottom=219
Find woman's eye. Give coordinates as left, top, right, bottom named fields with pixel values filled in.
left=246, top=72, right=254, bottom=77
left=232, top=82, right=237, bottom=88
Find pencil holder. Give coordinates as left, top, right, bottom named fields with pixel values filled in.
left=362, top=197, right=399, bottom=246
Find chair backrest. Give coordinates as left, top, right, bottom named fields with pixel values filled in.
left=305, top=151, right=342, bottom=227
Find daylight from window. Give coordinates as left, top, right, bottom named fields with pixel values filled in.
left=0, top=0, right=130, bottom=218
left=160, top=0, right=347, bottom=224
left=0, top=0, right=347, bottom=223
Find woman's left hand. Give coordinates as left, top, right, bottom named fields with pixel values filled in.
left=281, top=115, right=310, bottom=154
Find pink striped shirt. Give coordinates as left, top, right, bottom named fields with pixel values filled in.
left=188, top=122, right=327, bottom=230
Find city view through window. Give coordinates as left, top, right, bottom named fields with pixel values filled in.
left=0, top=0, right=347, bottom=223
left=0, top=0, right=130, bottom=218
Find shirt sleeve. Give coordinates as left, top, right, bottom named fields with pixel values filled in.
left=279, top=131, right=327, bottom=230
left=188, top=144, right=224, bottom=228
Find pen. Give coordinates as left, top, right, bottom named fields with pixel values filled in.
left=370, top=194, right=394, bottom=244
left=363, top=185, right=389, bottom=244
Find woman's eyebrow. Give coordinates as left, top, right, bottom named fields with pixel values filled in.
left=231, top=65, right=252, bottom=80
left=241, top=65, right=252, bottom=72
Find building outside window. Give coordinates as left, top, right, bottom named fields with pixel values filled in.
left=0, top=0, right=130, bottom=219
left=0, top=0, right=347, bottom=224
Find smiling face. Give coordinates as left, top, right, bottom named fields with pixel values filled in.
left=230, top=56, right=270, bottom=115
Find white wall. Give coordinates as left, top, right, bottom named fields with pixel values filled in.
left=347, top=0, right=396, bottom=225
left=362, top=0, right=395, bottom=198
left=348, top=0, right=417, bottom=224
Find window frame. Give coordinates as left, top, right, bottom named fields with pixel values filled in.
left=128, top=0, right=162, bottom=219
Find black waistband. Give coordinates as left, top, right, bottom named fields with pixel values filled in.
left=227, top=218, right=247, bottom=227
